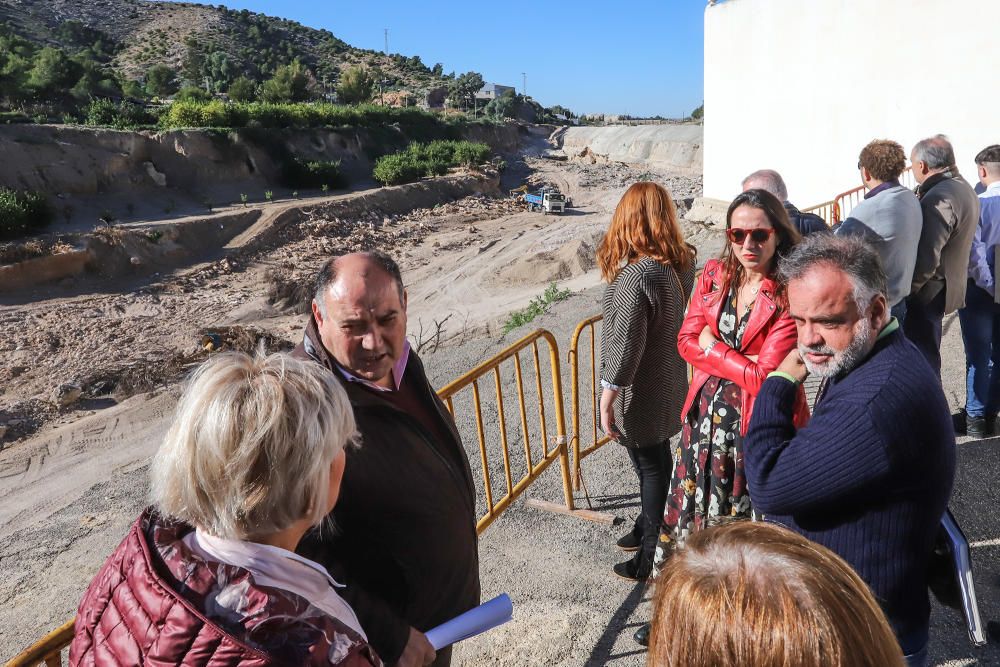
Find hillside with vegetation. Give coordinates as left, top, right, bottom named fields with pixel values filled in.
left=0, top=0, right=573, bottom=121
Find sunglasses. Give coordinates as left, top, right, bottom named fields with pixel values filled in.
left=726, top=227, right=775, bottom=244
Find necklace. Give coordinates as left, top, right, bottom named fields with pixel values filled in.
left=741, top=280, right=761, bottom=313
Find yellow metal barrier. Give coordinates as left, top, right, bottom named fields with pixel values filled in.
left=7, top=618, right=74, bottom=666
left=567, top=314, right=612, bottom=491
left=802, top=199, right=838, bottom=226
left=808, top=165, right=916, bottom=225
left=437, top=328, right=575, bottom=534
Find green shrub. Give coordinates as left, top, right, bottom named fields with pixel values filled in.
left=84, top=98, right=155, bottom=129
left=174, top=85, right=211, bottom=102
left=502, top=283, right=571, bottom=334
left=157, top=101, right=461, bottom=138
left=282, top=158, right=345, bottom=189
left=372, top=152, right=426, bottom=186
left=0, top=188, right=52, bottom=240
left=452, top=140, right=491, bottom=167
left=372, top=140, right=491, bottom=185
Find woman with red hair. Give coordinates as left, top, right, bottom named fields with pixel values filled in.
left=596, top=181, right=696, bottom=581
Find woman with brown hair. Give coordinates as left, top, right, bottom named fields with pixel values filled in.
left=630, top=189, right=811, bottom=646
left=596, top=181, right=696, bottom=581
left=647, top=520, right=906, bottom=667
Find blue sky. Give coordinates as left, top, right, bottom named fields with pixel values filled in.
left=179, top=0, right=706, bottom=118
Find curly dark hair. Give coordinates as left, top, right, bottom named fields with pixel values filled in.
left=859, top=139, right=906, bottom=182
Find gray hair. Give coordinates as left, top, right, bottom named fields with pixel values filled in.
left=314, top=251, right=404, bottom=317
left=742, top=169, right=788, bottom=201
left=151, top=352, right=359, bottom=540
left=975, top=144, right=1000, bottom=178
left=778, top=234, right=887, bottom=312
left=912, top=134, right=956, bottom=171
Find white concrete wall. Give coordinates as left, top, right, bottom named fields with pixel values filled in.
left=704, top=0, right=1000, bottom=208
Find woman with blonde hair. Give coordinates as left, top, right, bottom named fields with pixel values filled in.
left=647, top=520, right=906, bottom=667
left=597, top=181, right=696, bottom=581
left=71, top=352, right=381, bottom=666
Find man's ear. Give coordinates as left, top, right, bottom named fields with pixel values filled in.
left=870, top=293, right=888, bottom=327
left=861, top=166, right=871, bottom=185
left=312, top=299, right=324, bottom=327
left=402, top=288, right=408, bottom=312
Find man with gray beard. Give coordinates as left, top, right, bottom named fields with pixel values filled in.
left=744, top=234, right=955, bottom=667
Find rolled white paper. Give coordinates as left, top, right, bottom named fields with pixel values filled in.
left=425, top=593, right=513, bottom=650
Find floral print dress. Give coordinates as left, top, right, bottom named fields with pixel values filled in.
left=654, top=287, right=752, bottom=570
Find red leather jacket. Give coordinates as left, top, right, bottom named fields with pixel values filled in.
left=679, top=259, right=810, bottom=434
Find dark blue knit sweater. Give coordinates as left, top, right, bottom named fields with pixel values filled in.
left=745, top=328, right=955, bottom=654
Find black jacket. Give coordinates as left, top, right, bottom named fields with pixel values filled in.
left=294, top=318, right=480, bottom=664
left=784, top=201, right=829, bottom=236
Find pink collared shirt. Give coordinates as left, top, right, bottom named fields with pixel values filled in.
left=336, top=341, right=411, bottom=392
left=183, top=529, right=367, bottom=640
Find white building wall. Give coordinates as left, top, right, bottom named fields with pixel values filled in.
left=704, top=0, right=1000, bottom=208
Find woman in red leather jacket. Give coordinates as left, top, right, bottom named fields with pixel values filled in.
left=655, top=188, right=810, bottom=562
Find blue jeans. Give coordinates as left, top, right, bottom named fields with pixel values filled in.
left=958, top=280, right=1000, bottom=418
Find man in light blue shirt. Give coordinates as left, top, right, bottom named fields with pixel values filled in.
left=836, top=139, right=923, bottom=322
left=958, top=145, right=1000, bottom=438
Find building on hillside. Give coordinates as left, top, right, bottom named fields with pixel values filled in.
left=703, top=0, right=1000, bottom=208
left=475, top=83, right=516, bottom=101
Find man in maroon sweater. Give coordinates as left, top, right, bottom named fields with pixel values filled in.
left=294, top=252, right=480, bottom=667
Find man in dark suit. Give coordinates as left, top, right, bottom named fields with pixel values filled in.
left=294, top=252, right=480, bottom=667
left=906, top=134, right=980, bottom=376
left=742, top=169, right=829, bottom=236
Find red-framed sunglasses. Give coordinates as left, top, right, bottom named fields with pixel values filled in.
left=726, top=227, right=775, bottom=244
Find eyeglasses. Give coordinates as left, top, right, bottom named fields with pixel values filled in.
left=726, top=227, right=775, bottom=245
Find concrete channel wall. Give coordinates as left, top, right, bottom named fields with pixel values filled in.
left=552, top=124, right=703, bottom=172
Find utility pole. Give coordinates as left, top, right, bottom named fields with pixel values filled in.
left=521, top=72, right=526, bottom=96
left=384, top=28, right=389, bottom=54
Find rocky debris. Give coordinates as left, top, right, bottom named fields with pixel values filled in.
left=51, top=383, right=82, bottom=409
left=0, top=400, right=57, bottom=444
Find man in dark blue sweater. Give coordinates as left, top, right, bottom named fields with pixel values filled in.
left=745, top=234, right=955, bottom=667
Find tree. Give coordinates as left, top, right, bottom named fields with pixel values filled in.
left=28, top=47, right=80, bottom=97
left=69, top=59, right=118, bottom=100
left=175, top=85, right=211, bottom=102
left=205, top=51, right=235, bottom=90
left=259, top=60, right=316, bottom=103
left=431, top=63, right=443, bottom=77
left=691, top=103, right=704, bottom=120
left=226, top=76, right=256, bottom=102
left=145, top=64, right=178, bottom=97
left=0, top=31, right=33, bottom=102
left=484, top=90, right=515, bottom=121
left=447, top=71, right=483, bottom=110
left=548, top=104, right=575, bottom=119
left=335, top=65, right=373, bottom=105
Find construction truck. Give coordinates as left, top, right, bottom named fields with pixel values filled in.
left=519, top=186, right=566, bottom=214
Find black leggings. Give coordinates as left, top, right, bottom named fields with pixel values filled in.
left=626, top=440, right=671, bottom=565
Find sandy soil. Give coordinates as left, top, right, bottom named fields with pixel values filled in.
left=2, top=132, right=993, bottom=667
